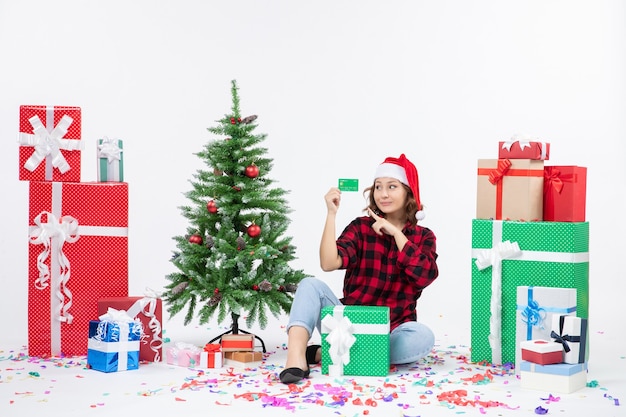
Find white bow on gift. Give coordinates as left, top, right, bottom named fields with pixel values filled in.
left=474, top=240, right=521, bottom=365
left=97, top=137, right=122, bottom=163
left=125, top=288, right=164, bottom=362
left=95, top=308, right=142, bottom=371
left=321, top=308, right=357, bottom=377
left=18, top=114, right=82, bottom=174
left=29, top=211, right=80, bottom=324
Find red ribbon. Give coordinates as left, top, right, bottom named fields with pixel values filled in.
left=544, top=168, right=564, bottom=194
left=204, top=343, right=221, bottom=352
left=488, top=159, right=512, bottom=185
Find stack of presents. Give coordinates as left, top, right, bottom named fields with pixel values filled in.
left=472, top=136, right=589, bottom=393
left=16, top=104, right=265, bottom=373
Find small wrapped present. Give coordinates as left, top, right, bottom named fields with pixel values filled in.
left=97, top=137, right=124, bottom=182
left=87, top=308, right=142, bottom=373
left=18, top=105, right=82, bottom=182
left=498, top=135, right=550, bottom=160
left=97, top=292, right=163, bottom=362
left=551, top=315, right=588, bottom=364
left=520, top=361, right=587, bottom=394
left=166, top=342, right=202, bottom=367
left=521, top=340, right=563, bottom=365
left=200, top=343, right=223, bottom=368
left=543, top=166, right=587, bottom=222
left=515, top=286, right=576, bottom=369
left=223, top=351, right=262, bottom=367
left=476, top=158, right=544, bottom=221
left=321, top=305, right=390, bottom=377
left=221, top=334, right=254, bottom=352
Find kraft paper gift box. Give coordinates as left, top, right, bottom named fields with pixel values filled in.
left=321, top=305, right=390, bottom=377
left=498, top=138, right=550, bottom=160
left=221, top=334, right=255, bottom=352
left=97, top=294, right=163, bottom=362
left=27, top=181, right=129, bottom=357
left=97, top=137, right=124, bottom=182
left=166, top=342, right=202, bottom=367
left=520, top=340, right=563, bottom=365
left=515, top=286, right=576, bottom=369
left=551, top=315, right=588, bottom=364
left=87, top=309, right=142, bottom=373
left=543, top=166, right=588, bottom=222
left=520, top=361, right=587, bottom=394
left=223, top=351, right=262, bottom=367
left=200, top=344, right=223, bottom=368
left=470, top=219, right=589, bottom=365
left=476, top=159, right=544, bottom=221
left=18, top=105, right=82, bottom=182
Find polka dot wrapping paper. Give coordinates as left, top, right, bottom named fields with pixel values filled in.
left=18, top=105, right=82, bottom=182
left=321, top=305, right=390, bottom=377
left=27, top=181, right=129, bottom=357
left=470, top=219, right=589, bottom=366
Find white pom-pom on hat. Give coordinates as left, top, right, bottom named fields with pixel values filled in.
left=374, top=153, right=425, bottom=220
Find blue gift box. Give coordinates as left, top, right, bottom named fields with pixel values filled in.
left=87, top=320, right=142, bottom=373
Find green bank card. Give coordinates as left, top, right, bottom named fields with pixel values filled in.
left=338, top=178, right=359, bottom=192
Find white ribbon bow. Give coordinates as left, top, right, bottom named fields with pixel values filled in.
left=125, top=288, right=164, bottom=361
left=501, top=133, right=538, bottom=152
left=96, top=308, right=141, bottom=371
left=18, top=115, right=81, bottom=174
left=474, top=240, right=521, bottom=365
left=29, top=211, right=80, bottom=324
left=322, top=309, right=357, bottom=377
left=98, top=137, right=122, bottom=163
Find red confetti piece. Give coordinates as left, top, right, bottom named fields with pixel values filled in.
left=175, top=397, right=186, bottom=402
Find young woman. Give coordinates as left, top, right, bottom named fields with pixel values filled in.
left=280, top=154, right=439, bottom=384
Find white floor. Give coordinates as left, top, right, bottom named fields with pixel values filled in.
left=1, top=313, right=624, bottom=417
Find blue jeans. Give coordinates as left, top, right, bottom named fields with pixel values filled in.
left=286, top=277, right=435, bottom=364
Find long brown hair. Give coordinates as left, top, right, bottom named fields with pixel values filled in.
left=363, top=181, right=421, bottom=227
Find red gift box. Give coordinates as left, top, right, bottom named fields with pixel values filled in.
left=97, top=295, right=163, bottom=362
left=498, top=139, right=550, bottom=160
left=521, top=339, right=563, bottom=365
left=220, top=334, right=255, bottom=351
left=543, top=166, right=587, bottom=222
left=27, top=181, right=129, bottom=357
left=18, top=105, right=82, bottom=182
left=476, top=159, right=544, bottom=221
left=200, top=344, right=223, bottom=368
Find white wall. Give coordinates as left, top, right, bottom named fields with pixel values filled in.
left=1, top=0, right=624, bottom=346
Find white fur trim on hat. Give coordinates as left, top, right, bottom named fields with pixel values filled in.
left=374, top=163, right=408, bottom=186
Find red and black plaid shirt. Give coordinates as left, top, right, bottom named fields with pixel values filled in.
left=336, top=216, right=439, bottom=331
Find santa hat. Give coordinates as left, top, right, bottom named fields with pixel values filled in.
left=374, top=153, right=425, bottom=220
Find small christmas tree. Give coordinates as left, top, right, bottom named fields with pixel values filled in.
left=164, top=80, right=309, bottom=336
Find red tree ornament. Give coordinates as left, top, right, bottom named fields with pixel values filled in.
left=252, top=284, right=259, bottom=291
left=247, top=223, right=261, bottom=238
left=207, top=200, right=218, bottom=213
left=189, top=234, right=203, bottom=245
left=245, top=164, right=259, bottom=178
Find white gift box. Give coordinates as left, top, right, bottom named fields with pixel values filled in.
left=520, top=360, right=587, bottom=394
left=551, top=315, right=588, bottom=364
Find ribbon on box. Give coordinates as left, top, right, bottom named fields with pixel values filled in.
left=169, top=342, right=202, bottom=367
left=93, top=308, right=142, bottom=371
left=471, top=221, right=589, bottom=365
left=201, top=343, right=222, bottom=368
left=474, top=238, right=521, bottom=365
left=17, top=106, right=82, bottom=180
left=97, top=137, right=123, bottom=181
left=321, top=306, right=357, bottom=377
left=28, top=182, right=128, bottom=356
left=125, top=288, right=163, bottom=362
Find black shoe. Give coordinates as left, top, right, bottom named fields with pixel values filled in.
left=279, top=367, right=310, bottom=384
left=306, top=345, right=321, bottom=365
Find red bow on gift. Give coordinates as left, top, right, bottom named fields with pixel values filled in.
left=488, top=159, right=512, bottom=185
left=544, top=168, right=564, bottom=194
left=203, top=343, right=221, bottom=352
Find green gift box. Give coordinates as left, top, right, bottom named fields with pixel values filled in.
left=97, top=137, right=124, bottom=182
left=321, top=305, right=390, bottom=377
left=470, top=219, right=589, bottom=365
